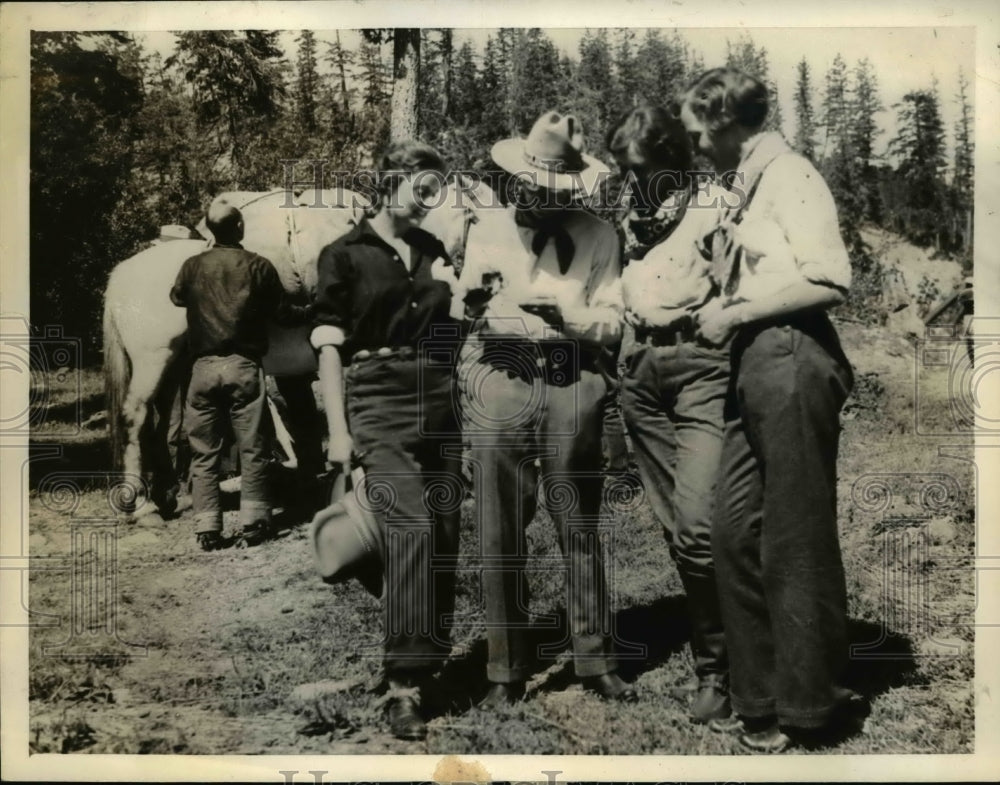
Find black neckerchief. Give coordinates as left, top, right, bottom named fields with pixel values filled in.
left=514, top=208, right=575, bottom=274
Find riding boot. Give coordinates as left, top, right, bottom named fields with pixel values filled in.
left=677, top=565, right=731, bottom=723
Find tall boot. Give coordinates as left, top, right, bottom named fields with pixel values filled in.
left=677, top=565, right=731, bottom=723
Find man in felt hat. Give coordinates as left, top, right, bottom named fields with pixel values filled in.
left=453, top=111, right=636, bottom=706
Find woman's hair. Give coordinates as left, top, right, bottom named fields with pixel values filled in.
left=376, top=140, right=447, bottom=198
left=683, top=67, right=769, bottom=133
left=605, top=104, right=693, bottom=174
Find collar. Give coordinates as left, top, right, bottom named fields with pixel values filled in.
left=212, top=242, right=245, bottom=250
left=738, top=131, right=793, bottom=178
left=344, top=217, right=444, bottom=259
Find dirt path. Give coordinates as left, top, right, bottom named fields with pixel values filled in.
left=27, top=318, right=975, bottom=756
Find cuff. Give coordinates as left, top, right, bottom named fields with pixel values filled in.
left=310, top=324, right=346, bottom=350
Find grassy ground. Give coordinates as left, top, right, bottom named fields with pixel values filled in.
left=26, top=315, right=975, bottom=755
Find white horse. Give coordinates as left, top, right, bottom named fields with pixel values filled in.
left=103, top=183, right=482, bottom=519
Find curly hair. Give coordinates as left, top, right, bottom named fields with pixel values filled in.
left=375, top=140, right=448, bottom=200
left=605, top=104, right=693, bottom=174
left=683, top=67, right=769, bottom=132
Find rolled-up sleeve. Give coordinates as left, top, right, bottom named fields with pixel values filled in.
left=767, top=156, right=851, bottom=293
left=310, top=244, right=352, bottom=349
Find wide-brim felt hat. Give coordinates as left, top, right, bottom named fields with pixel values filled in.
left=491, top=111, right=611, bottom=195
left=309, top=466, right=385, bottom=600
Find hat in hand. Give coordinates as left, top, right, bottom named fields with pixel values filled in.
left=491, top=111, right=610, bottom=195
left=309, top=465, right=385, bottom=599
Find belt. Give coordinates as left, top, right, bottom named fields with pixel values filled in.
left=479, top=339, right=602, bottom=380
left=634, top=317, right=698, bottom=347
left=351, top=346, right=418, bottom=363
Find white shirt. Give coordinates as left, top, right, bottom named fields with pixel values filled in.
left=726, top=132, right=852, bottom=304
left=454, top=204, right=623, bottom=346
left=620, top=182, right=726, bottom=314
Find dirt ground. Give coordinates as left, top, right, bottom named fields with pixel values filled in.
left=25, top=310, right=976, bottom=756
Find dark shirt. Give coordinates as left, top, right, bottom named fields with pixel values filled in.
left=312, top=219, right=458, bottom=362
left=170, top=244, right=307, bottom=361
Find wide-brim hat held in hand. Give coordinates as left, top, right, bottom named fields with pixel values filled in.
left=309, top=465, right=385, bottom=600
left=491, top=111, right=611, bottom=195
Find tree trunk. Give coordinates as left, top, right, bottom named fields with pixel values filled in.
left=335, top=30, right=350, bottom=115
left=390, top=29, right=419, bottom=142
left=441, top=29, right=453, bottom=118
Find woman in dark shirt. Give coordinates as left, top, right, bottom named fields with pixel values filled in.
left=310, top=141, right=462, bottom=742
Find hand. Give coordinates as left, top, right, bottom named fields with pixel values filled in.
left=694, top=299, right=742, bottom=346
left=520, top=301, right=563, bottom=328
left=624, top=308, right=647, bottom=329
left=326, top=431, right=353, bottom=468
left=430, top=257, right=458, bottom=293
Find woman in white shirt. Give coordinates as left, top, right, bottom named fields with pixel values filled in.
left=453, top=111, right=636, bottom=707
left=681, top=67, right=865, bottom=752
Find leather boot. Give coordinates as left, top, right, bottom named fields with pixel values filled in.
left=384, top=676, right=427, bottom=741
left=677, top=565, right=731, bottom=723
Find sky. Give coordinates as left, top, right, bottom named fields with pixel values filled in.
left=138, top=26, right=975, bottom=160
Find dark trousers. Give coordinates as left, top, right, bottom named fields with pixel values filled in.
left=713, top=313, right=853, bottom=727
left=186, top=354, right=270, bottom=533
left=621, top=340, right=729, bottom=680
left=460, top=340, right=618, bottom=683
left=345, top=354, right=462, bottom=676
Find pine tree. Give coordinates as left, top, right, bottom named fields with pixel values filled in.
left=792, top=58, right=817, bottom=160
left=613, top=28, right=641, bottom=118
left=325, top=30, right=355, bottom=115
left=356, top=40, right=391, bottom=163
left=820, top=54, right=850, bottom=158
left=953, top=67, right=974, bottom=206
left=635, top=29, right=687, bottom=107
left=818, top=53, right=863, bottom=244
left=31, top=31, right=148, bottom=360
left=418, top=29, right=445, bottom=140
left=478, top=35, right=503, bottom=135
left=168, top=31, right=287, bottom=176
left=294, top=30, right=319, bottom=133
left=451, top=40, right=482, bottom=128
left=577, top=29, right=615, bottom=134
left=851, top=58, right=883, bottom=222
left=508, top=29, right=561, bottom=134
left=952, top=67, right=974, bottom=255
left=888, top=88, right=948, bottom=246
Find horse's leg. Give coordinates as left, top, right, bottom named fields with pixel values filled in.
left=148, top=357, right=187, bottom=518
left=121, top=348, right=174, bottom=520
left=272, top=374, right=324, bottom=516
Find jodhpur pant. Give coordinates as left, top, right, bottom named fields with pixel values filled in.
left=186, top=354, right=270, bottom=534
left=620, top=339, right=729, bottom=681
left=460, top=339, right=619, bottom=683
left=345, top=352, right=462, bottom=676
left=713, top=312, right=854, bottom=728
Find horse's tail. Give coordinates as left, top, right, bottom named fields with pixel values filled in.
left=103, top=288, right=131, bottom=471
